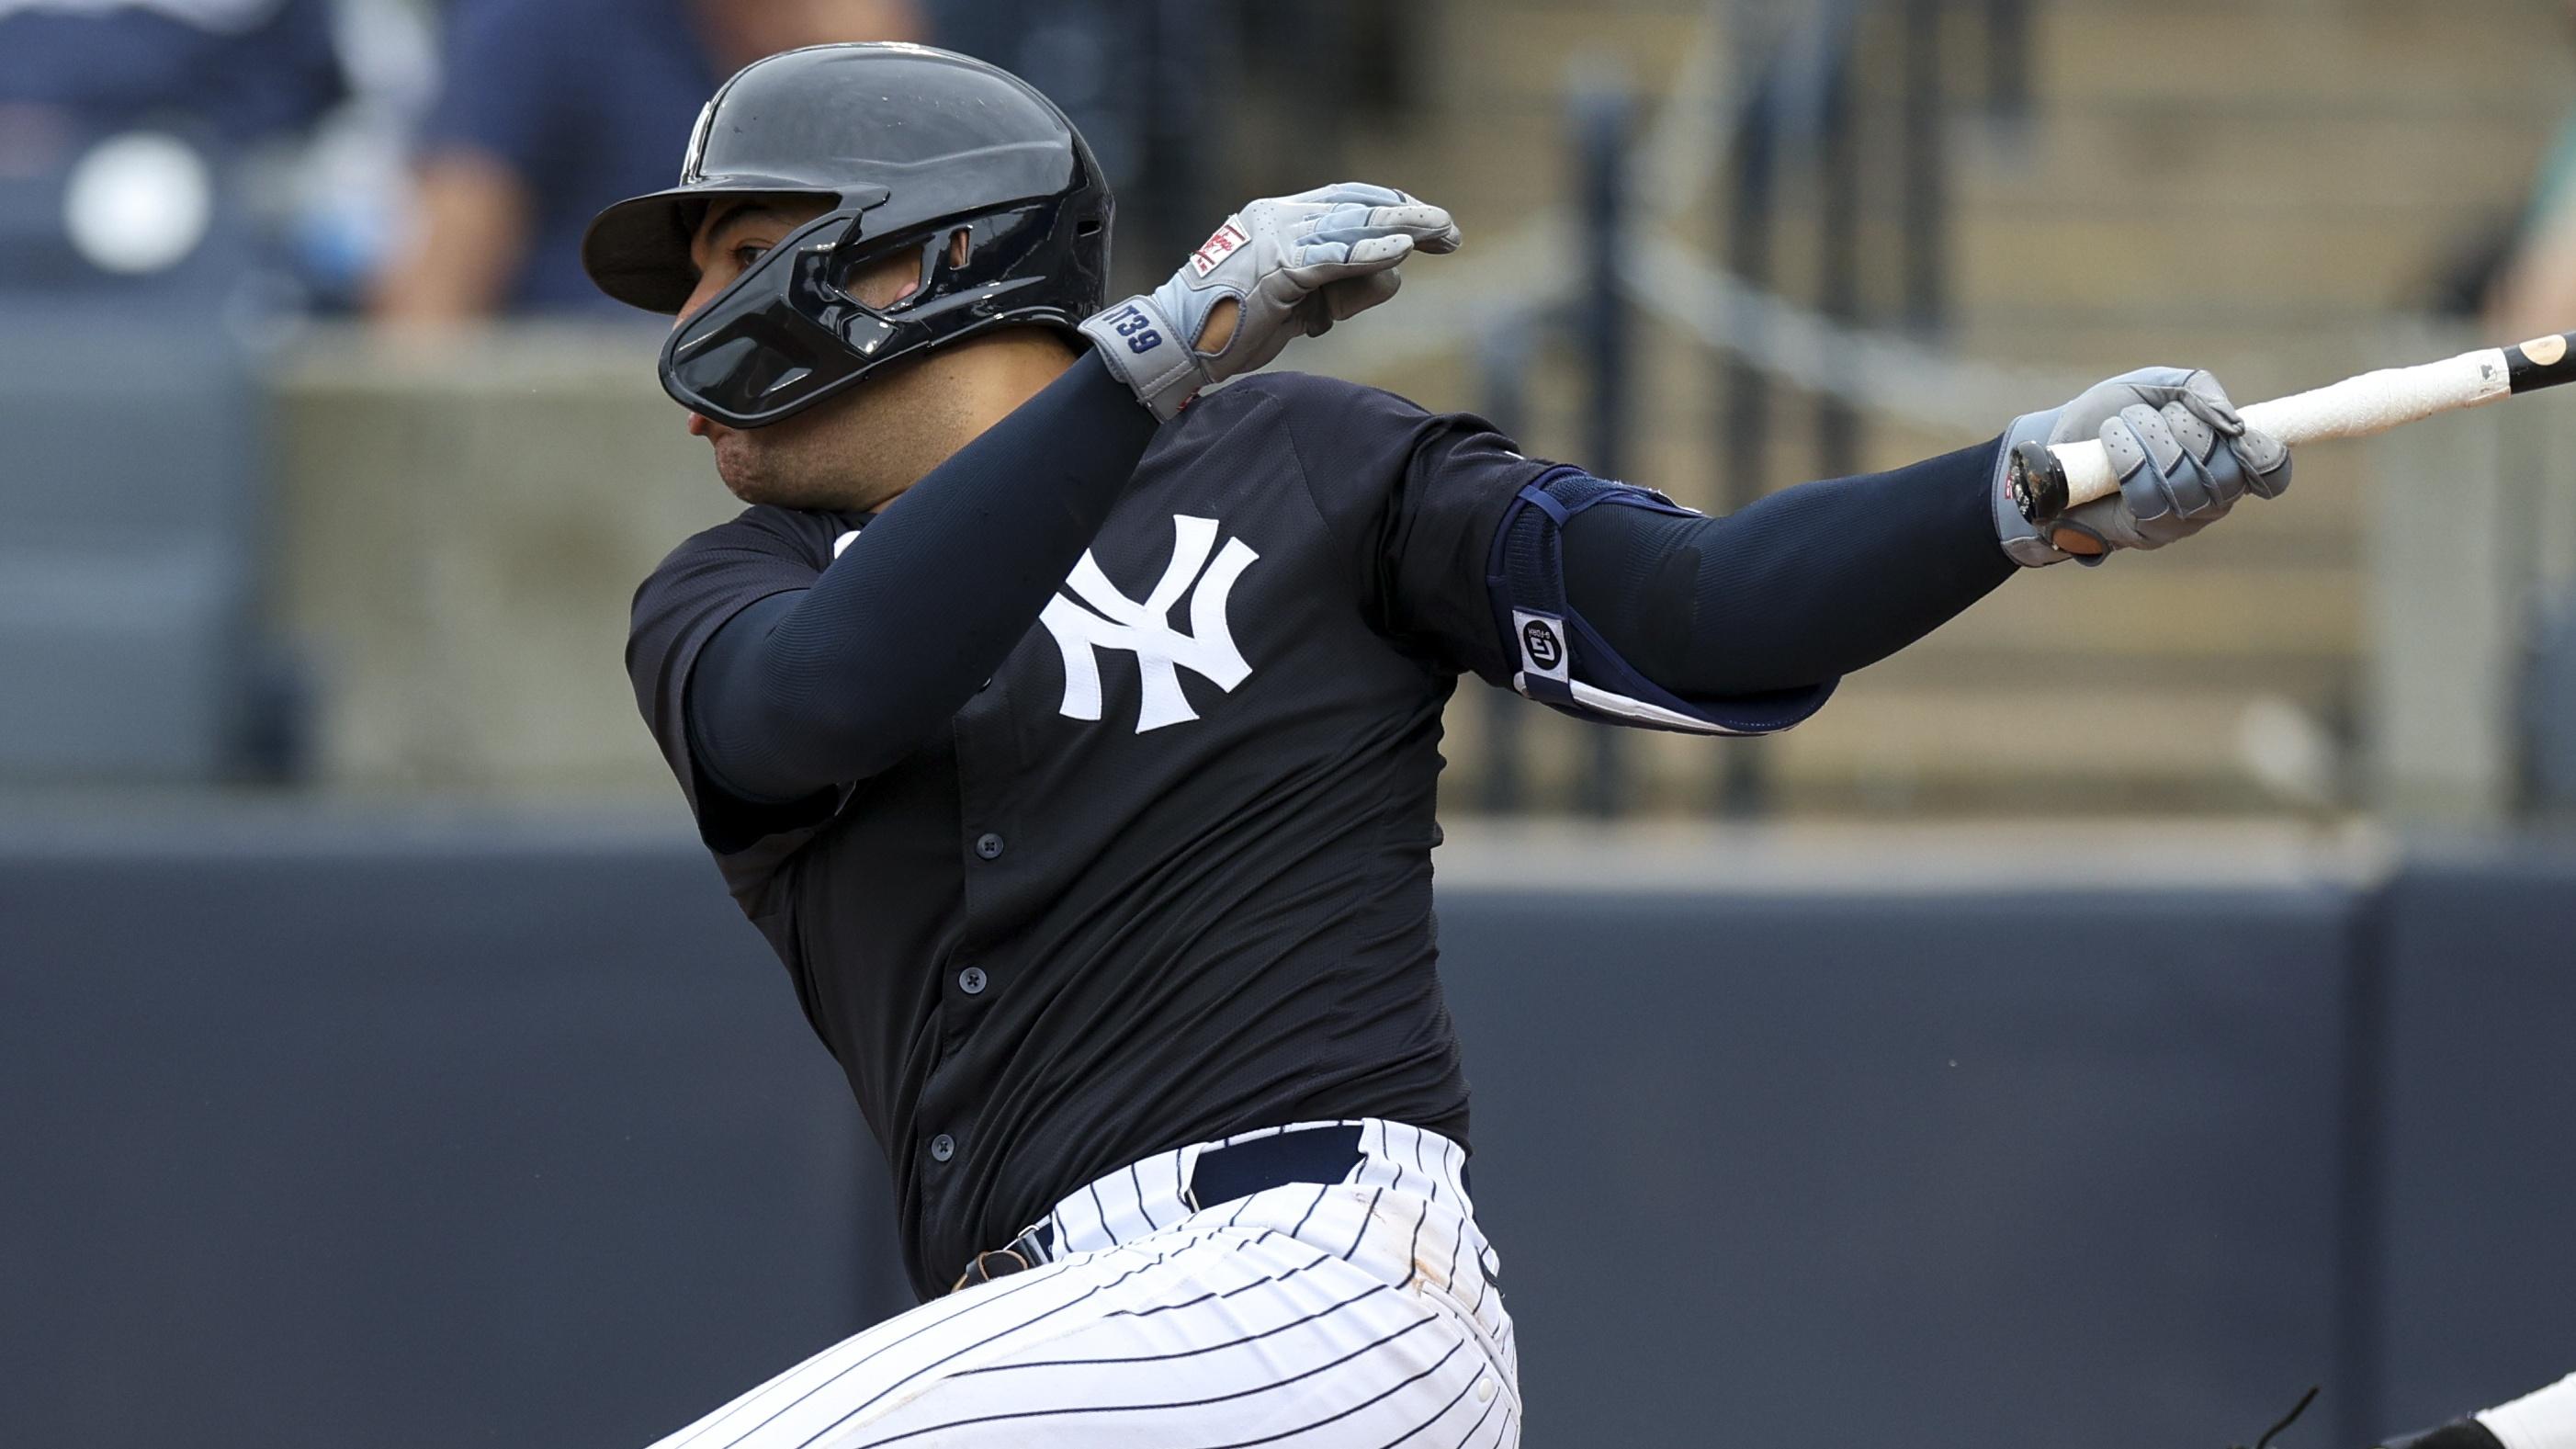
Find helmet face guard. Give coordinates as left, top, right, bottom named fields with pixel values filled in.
left=582, top=43, right=1115, bottom=432
left=662, top=192, right=1100, bottom=429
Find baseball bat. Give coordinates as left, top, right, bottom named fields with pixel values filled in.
left=2008, top=332, right=2576, bottom=525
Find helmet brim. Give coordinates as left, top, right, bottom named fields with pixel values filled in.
left=581, top=175, right=841, bottom=314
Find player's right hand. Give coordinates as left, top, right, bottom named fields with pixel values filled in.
left=1079, top=183, right=1462, bottom=422
left=1994, top=367, right=2294, bottom=567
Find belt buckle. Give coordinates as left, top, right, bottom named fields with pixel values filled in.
left=947, top=1247, right=1030, bottom=1296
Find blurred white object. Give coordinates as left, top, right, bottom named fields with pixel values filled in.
left=62, top=131, right=212, bottom=275
left=2238, top=695, right=2340, bottom=809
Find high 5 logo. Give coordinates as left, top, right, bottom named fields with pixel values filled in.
left=1039, top=515, right=1260, bottom=733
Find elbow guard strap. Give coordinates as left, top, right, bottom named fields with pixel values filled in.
left=1486, top=467, right=1836, bottom=737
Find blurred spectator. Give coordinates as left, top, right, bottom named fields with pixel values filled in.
left=371, top=0, right=923, bottom=323
left=0, top=0, right=347, bottom=305
left=2483, top=0, right=2576, bottom=336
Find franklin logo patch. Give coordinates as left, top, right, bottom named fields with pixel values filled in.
left=1188, top=219, right=1251, bottom=277
left=1510, top=609, right=1571, bottom=684
left=1521, top=620, right=1563, bottom=672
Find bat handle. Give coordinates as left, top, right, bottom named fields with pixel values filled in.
left=2017, top=437, right=2118, bottom=519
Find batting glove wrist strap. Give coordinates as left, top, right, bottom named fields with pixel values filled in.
left=1080, top=295, right=1206, bottom=423
left=1994, top=409, right=2085, bottom=569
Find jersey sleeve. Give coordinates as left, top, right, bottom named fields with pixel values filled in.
left=626, top=506, right=846, bottom=859
left=1263, top=374, right=1553, bottom=685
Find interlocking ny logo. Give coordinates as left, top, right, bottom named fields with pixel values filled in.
left=1039, top=515, right=1259, bottom=732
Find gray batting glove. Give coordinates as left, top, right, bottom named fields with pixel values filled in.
left=1994, top=368, right=2293, bottom=567
left=1079, top=183, right=1463, bottom=422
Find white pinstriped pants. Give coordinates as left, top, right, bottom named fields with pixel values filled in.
left=648, top=1120, right=1520, bottom=1449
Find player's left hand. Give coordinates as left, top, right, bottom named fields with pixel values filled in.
left=1079, top=183, right=1463, bottom=422
left=1994, top=368, right=2294, bottom=567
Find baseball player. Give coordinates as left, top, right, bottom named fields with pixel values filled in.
left=592, top=43, right=2292, bottom=1448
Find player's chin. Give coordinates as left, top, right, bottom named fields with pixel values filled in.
left=711, top=433, right=823, bottom=509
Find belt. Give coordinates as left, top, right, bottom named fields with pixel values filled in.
left=949, top=1123, right=1367, bottom=1295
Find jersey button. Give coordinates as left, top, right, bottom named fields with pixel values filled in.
left=973, top=832, right=1005, bottom=860
left=958, top=967, right=989, bottom=995
left=930, top=1133, right=955, bottom=1163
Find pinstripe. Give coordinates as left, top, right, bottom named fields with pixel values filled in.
left=847, top=1318, right=1449, bottom=1447
left=794, top=1231, right=1227, bottom=1449
left=1128, top=1161, right=1158, bottom=1232
left=1339, top=1187, right=1384, bottom=1260
left=1087, top=1181, right=1110, bottom=1238
left=1099, top=1242, right=1328, bottom=1322
left=1365, top=1362, right=1479, bottom=1448
left=668, top=1251, right=1091, bottom=1449
left=1197, top=1337, right=1467, bottom=1449
left=652, top=1120, right=1513, bottom=1449
left=956, top=1281, right=1394, bottom=1372
left=1284, top=1183, right=1331, bottom=1240
left=1443, top=1387, right=1501, bottom=1449
left=1443, top=1217, right=1465, bottom=1300
left=753, top=1229, right=1221, bottom=1449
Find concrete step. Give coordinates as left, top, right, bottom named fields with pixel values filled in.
left=1769, top=676, right=2346, bottom=808
left=2031, top=2, right=2568, bottom=108
left=1439, top=674, right=2351, bottom=816
left=1951, top=205, right=2474, bottom=312
left=1956, top=107, right=2557, bottom=214
left=1424, top=4, right=1709, bottom=108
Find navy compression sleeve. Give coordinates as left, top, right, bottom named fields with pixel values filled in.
left=687, top=353, right=1158, bottom=803
left=1558, top=440, right=2014, bottom=698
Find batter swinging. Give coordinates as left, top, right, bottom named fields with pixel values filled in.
left=591, top=43, right=2293, bottom=1448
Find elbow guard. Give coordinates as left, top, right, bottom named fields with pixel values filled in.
left=1486, top=467, right=1836, bottom=736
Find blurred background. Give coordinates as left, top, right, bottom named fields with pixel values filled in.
left=3, top=0, right=2572, bottom=1446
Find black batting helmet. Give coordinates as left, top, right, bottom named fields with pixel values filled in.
left=582, top=43, right=1113, bottom=429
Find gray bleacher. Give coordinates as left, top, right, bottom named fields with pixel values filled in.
left=0, top=239, right=273, bottom=782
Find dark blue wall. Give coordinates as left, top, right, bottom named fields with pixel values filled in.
left=2370, top=855, right=2576, bottom=1435
left=0, top=827, right=904, bottom=1449
left=1437, top=886, right=2360, bottom=1449
left=2, top=821, right=2569, bottom=1449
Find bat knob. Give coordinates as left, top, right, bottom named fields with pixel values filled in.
left=2008, top=439, right=2069, bottom=525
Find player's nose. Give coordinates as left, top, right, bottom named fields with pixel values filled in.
left=688, top=413, right=717, bottom=439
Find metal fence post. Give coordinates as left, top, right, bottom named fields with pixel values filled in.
left=1476, top=314, right=1535, bottom=815
left=1813, top=28, right=1864, bottom=482
left=1901, top=0, right=1950, bottom=338
left=1574, top=74, right=1635, bottom=819
left=1984, top=0, right=2032, bottom=123
left=1718, top=22, right=1779, bottom=821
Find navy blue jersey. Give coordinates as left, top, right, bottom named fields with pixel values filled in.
left=628, top=372, right=1548, bottom=1297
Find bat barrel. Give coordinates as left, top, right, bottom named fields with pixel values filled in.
left=2506, top=332, right=2576, bottom=395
